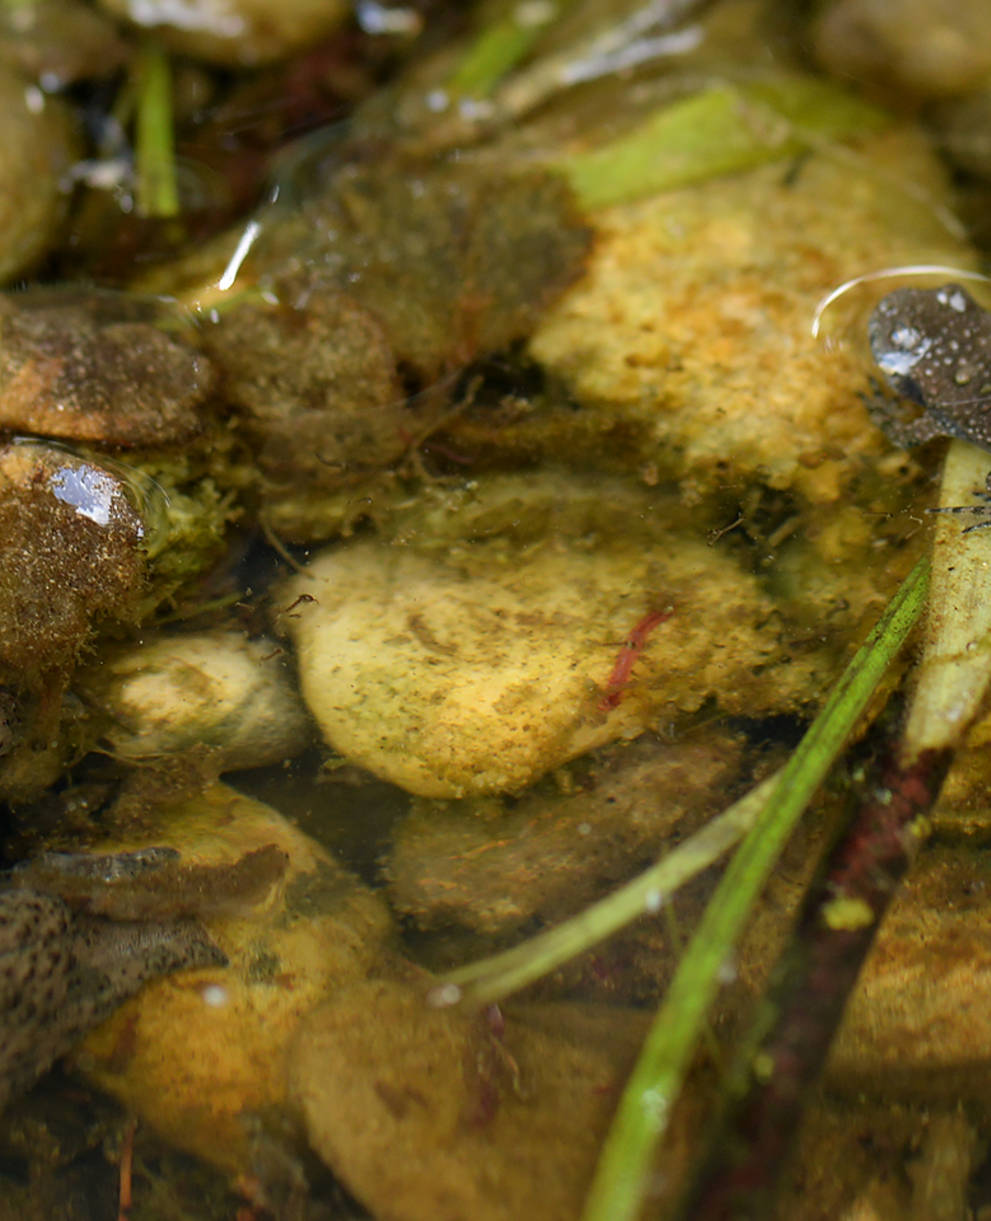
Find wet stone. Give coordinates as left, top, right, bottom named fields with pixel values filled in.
left=74, top=629, right=313, bottom=771
left=0, top=288, right=215, bottom=447
left=261, top=162, right=593, bottom=382
left=291, top=980, right=646, bottom=1221
left=200, top=292, right=405, bottom=533
left=0, top=442, right=146, bottom=683
left=813, top=0, right=991, bottom=100
left=386, top=730, right=744, bottom=937
left=829, top=845, right=991, bottom=1100
left=76, top=783, right=395, bottom=1175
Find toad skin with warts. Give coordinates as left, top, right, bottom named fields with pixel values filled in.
left=0, top=885, right=225, bottom=1111
left=868, top=283, right=991, bottom=450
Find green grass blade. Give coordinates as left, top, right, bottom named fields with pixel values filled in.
left=447, top=0, right=572, bottom=98
left=582, top=555, right=929, bottom=1221
left=135, top=40, right=179, bottom=219
left=559, top=76, right=887, bottom=210
left=432, top=772, right=778, bottom=1007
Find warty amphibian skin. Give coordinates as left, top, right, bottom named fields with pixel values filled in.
left=868, top=282, right=991, bottom=530
left=868, top=283, right=991, bottom=450
left=0, top=885, right=225, bottom=1111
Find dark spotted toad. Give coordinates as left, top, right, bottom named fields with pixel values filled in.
left=0, top=864, right=226, bottom=1112
left=868, top=283, right=991, bottom=449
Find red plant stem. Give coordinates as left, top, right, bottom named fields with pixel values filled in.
left=679, top=744, right=953, bottom=1221
left=597, top=607, right=673, bottom=711
left=117, top=1118, right=136, bottom=1221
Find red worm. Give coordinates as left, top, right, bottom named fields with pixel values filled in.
left=597, top=607, right=673, bottom=712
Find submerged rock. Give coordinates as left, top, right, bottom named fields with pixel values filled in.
left=291, top=979, right=647, bottom=1221
left=75, top=629, right=311, bottom=771
left=0, top=288, right=215, bottom=447
left=200, top=289, right=407, bottom=540
left=278, top=472, right=831, bottom=798
left=828, top=845, right=991, bottom=1100
left=813, top=0, right=991, bottom=100
left=75, top=783, right=395, bottom=1174
left=527, top=126, right=971, bottom=510
left=0, top=441, right=146, bottom=685
left=387, top=729, right=744, bottom=936
left=199, top=162, right=592, bottom=540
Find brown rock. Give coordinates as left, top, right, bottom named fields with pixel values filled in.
left=0, top=289, right=214, bottom=447
left=291, top=979, right=645, bottom=1221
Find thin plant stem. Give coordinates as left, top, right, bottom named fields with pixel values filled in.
left=432, top=773, right=778, bottom=1007
left=581, top=555, right=929, bottom=1221
left=134, top=41, right=179, bottom=219
left=446, top=0, right=573, bottom=98
left=680, top=743, right=951, bottom=1219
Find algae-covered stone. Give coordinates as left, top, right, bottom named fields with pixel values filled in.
left=75, top=630, right=311, bottom=771
left=828, top=846, right=991, bottom=1101
left=278, top=471, right=831, bottom=798
left=0, top=287, right=215, bottom=447
left=0, top=441, right=146, bottom=685
left=291, top=980, right=646, bottom=1221
left=256, top=163, right=592, bottom=384
left=188, top=161, right=591, bottom=540
left=526, top=127, right=972, bottom=509
left=387, top=729, right=744, bottom=936
left=199, top=290, right=405, bottom=539
left=74, top=783, right=394, bottom=1174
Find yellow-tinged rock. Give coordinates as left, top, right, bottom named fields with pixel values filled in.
left=76, top=629, right=312, bottom=771
left=291, top=980, right=646, bottom=1221
left=73, top=783, right=394, bottom=1175
left=828, top=846, right=991, bottom=1100
left=529, top=127, right=973, bottom=508
left=278, top=510, right=821, bottom=798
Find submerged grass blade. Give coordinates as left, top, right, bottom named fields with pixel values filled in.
left=446, top=0, right=571, bottom=98
left=679, top=744, right=950, bottom=1219
left=581, top=555, right=929, bottom=1221
left=559, top=76, right=887, bottom=210
left=135, top=40, right=179, bottom=219
left=433, top=773, right=778, bottom=1007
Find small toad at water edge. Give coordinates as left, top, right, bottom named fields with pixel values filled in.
left=869, top=282, right=991, bottom=529
left=0, top=867, right=226, bottom=1112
